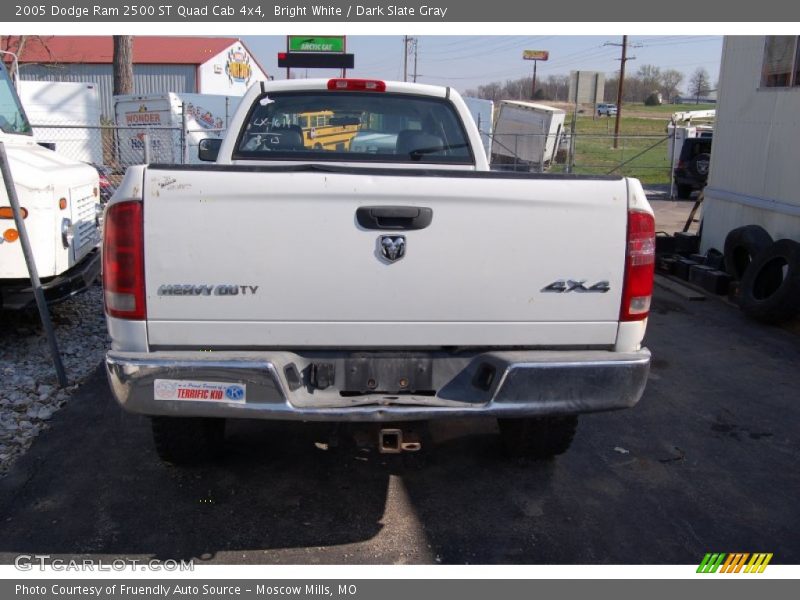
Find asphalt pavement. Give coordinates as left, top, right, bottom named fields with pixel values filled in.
left=0, top=287, right=798, bottom=565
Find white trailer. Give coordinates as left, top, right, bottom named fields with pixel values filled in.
left=491, top=100, right=565, bottom=171
left=462, top=97, right=494, bottom=160
left=113, top=93, right=241, bottom=166
left=17, top=80, right=103, bottom=165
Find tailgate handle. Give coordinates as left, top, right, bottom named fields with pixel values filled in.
left=356, top=206, right=433, bottom=230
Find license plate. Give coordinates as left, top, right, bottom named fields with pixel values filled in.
left=343, top=356, right=433, bottom=394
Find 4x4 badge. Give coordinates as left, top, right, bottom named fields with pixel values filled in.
left=542, top=280, right=610, bottom=293
left=379, top=235, right=406, bottom=263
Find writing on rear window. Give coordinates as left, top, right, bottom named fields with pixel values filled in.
left=234, top=91, right=473, bottom=165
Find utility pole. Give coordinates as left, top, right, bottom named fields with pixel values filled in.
left=614, top=36, right=627, bottom=149
left=603, top=36, right=637, bottom=149
left=403, top=35, right=409, bottom=82
left=403, top=36, right=418, bottom=83
left=412, top=38, right=418, bottom=83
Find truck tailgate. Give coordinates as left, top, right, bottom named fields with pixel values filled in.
left=143, top=167, right=628, bottom=348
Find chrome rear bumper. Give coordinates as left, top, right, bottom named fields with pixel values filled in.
left=106, top=348, right=650, bottom=422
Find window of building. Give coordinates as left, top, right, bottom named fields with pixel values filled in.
left=761, top=36, right=800, bottom=88
left=796, top=38, right=800, bottom=86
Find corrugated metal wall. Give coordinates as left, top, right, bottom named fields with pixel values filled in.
left=19, top=63, right=196, bottom=120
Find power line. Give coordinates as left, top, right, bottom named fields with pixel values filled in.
left=422, top=41, right=532, bottom=63
left=421, top=36, right=532, bottom=59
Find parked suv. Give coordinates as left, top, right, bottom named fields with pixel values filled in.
left=674, top=136, right=712, bottom=199
left=597, top=103, right=618, bottom=116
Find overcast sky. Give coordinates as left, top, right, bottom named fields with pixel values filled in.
left=242, top=35, right=723, bottom=94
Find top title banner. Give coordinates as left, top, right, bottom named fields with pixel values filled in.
left=5, top=0, right=800, bottom=21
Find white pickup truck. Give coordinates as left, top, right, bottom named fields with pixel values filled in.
left=104, top=79, right=654, bottom=464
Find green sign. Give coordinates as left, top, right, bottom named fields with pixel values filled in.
left=288, top=36, right=346, bottom=53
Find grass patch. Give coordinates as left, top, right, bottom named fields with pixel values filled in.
left=553, top=111, right=688, bottom=184
left=624, top=102, right=716, bottom=116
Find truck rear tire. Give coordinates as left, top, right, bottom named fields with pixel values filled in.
left=497, top=415, right=578, bottom=459
left=151, top=416, right=226, bottom=465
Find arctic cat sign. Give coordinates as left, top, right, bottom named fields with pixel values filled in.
left=289, top=36, right=346, bottom=53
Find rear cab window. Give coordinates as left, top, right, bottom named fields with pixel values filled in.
left=233, top=91, right=474, bottom=165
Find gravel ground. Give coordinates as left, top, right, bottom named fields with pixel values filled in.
left=0, top=284, right=108, bottom=476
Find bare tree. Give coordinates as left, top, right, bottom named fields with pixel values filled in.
left=545, top=74, right=569, bottom=101
left=604, top=75, right=619, bottom=102
left=660, top=69, right=684, bottom=103
left=1, top=36, right=28, bottom=60
left=502, top=78, right=527, bottom=100
left=476, top=82, right=503, bottom=102
left=1, top=36, right=26, bottom=82
left=113, top=36, right=134, bottom=95
left=637, top=64, right=662, bottom=96
left=2, top=35, right=56, bottom=81
left=689, top=67, right=711, bottom=104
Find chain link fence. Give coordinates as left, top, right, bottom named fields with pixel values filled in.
left=28, top=120, right=679, bottom=195
left=28, top=100, right=231, bottom=201
left=484, top=130, right=675, bottom=185
left=29, top=124, right=188, bottom=168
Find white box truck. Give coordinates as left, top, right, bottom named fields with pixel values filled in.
left=113, top=93, right=241, bottom=166
left=491, top=100, right=565, bottom=171
left=17, top=80, right=103, bottom=166
left=1, top=63, right=101, bottom=310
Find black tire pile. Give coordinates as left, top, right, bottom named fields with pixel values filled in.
left=725, top=226, right=800, bottom=324
left=655, top=225, right=800, bottom=324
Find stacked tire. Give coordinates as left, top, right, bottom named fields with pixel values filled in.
left=724, top=225, right=800, bottom=324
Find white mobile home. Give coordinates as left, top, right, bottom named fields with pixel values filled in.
left=702, top=36, right=800, bottom=252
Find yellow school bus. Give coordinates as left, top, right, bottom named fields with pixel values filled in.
left=295, top=111, right=361, bottom=151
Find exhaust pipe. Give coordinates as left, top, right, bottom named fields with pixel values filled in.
left=378, top=428, right=422, bottom=453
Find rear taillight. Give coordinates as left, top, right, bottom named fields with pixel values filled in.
left=103, top=200, right=146, bottom=320
left=620, top=210, right=655, bottom=321
left=327, top=78, right=386, bottom=92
